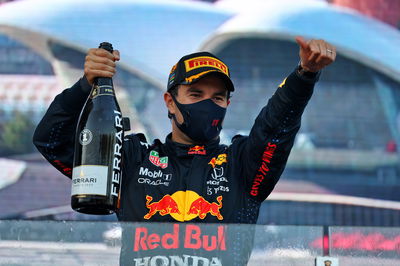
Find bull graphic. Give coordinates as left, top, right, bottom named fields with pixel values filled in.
left=144, top=195, right=180, bottom=219
left=187, top=196, right=223, bottom=220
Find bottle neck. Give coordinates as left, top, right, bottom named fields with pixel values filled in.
left=90, top=77, right=115, bottom=99
left=96, top=77, right=113, bottom=86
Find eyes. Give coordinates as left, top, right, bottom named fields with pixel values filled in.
left=189, top=93, right=225, bottom=102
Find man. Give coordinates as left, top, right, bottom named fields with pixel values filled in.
left=33, top=36, right=335, bottom=265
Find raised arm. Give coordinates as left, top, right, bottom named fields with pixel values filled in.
left=238, top=36, right=336, bottom=201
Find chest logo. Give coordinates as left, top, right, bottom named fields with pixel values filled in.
left=144, top=191, right=223, bottom=221
left=149, top=150, right=168, bottom=169
left=208, top=153, right=227, bottom=168
left=188, top=145, right=206, bottom=155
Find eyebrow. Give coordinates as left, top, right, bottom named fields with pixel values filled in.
left=187, top=87, right=203, bottom=94
left=214, top=91, right=227, bottom=97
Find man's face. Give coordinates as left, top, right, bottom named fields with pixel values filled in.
left=166, top=74, right=229, bottom=124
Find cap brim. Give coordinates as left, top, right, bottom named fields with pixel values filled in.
left=184, top=70, right=235, bottom=92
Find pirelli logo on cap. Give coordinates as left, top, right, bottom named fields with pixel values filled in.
left=184, top=56, right=229, bottom=75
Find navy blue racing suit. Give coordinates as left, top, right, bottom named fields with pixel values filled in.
left=33, top=67, right=319, bottom=265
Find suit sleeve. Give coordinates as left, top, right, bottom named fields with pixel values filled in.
left=32, top=77, right=91, bottom=178
left=238, top=68, right=319, bottom=201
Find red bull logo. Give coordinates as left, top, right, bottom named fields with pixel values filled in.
left=208, top=154, right=227, bottom=168
left=187, top=196, right=223, bottom=220
left=143, top=191, right=223, bottom=221
left=134, top=224, right=226, bottom=252
left=144, top=195, right=180, bottom=219
left=187, top=145, right=206, bottom=155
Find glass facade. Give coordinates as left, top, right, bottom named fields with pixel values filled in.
left=0, top=34, right=53, bottom=75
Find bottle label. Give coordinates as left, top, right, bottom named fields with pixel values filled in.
left=91, top=85, right=114, bottom=99
left=78, top=129, right=93, bottom=146
left=71, top=165, right=108, bottom=196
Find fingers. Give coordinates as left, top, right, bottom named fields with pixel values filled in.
left=84, top=48, right=120, bottom=85
left=295, top=36, right=310, bottom=52
left=86, top=54, right=116, bottom=67
left=326, top=45, right=336, bottom=63
left=85, top=62, right=116, bottom=75
left=307, top=41, right=321, bottom=64
left=113, top=50, right=120, bottom=61
left=300, top=39, right=336, bottom=72
left=316, top=42, right=327, bottom=63
left=84, top=68, right=115, bottom=79
left=315, top=41, right=335, bottom=64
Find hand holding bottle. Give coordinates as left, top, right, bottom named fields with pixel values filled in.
left=72, top=42, right=124, bottom=215
left=84, top=48, right=120, bottom=85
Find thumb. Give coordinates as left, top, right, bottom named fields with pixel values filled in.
left=295, top=36, right=309, bottom=51
left=113, top=50, right=120, bottom=61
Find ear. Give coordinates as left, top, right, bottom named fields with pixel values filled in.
left=164, top=92, right=175, bottom=115
left=227, top=99, right=231, bottom=106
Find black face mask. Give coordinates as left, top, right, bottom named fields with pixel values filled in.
left=170, top=96, right=227, bottom=143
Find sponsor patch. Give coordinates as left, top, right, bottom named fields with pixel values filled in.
left=187, top=145, right=206, bottom=155
left=144, top=191, right=223, bottom=221
left=207, top=167, right=229, bottom=195
left=133, top=224, right=226, bottom=254
left=149, top=150, right=168, bottom=169
left=138, top=166, right=172, bottom=186
left=208, top=154, right=227, bottom=168
left=250, top=142, right=277, bottom=196
left=169, top=72, right=176, bottom=85
left=184, top=56, right=229, bottom=75
left=132, top=255, right=222, bottom=266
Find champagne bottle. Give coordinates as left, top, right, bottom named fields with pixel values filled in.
left=71, top=42, right=123, bottom=215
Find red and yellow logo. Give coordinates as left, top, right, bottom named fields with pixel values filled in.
left=144, top=191, right=223, bottom=221
left=187, top=145, right=206, bottom=155
left=184, top=56, right=229, bottom=75
left=208, top=153, right=227, bottom=168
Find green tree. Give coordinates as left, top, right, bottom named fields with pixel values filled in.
left=0, top=112, right=36, bottom=156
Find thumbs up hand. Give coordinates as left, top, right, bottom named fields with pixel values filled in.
left=295, top=36, right=336, bottom=72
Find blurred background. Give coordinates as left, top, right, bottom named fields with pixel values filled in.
left=0, top=0, right=399, bottom=230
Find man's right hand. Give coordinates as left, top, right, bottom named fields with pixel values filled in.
left=84, top=48, right=120, bottom=85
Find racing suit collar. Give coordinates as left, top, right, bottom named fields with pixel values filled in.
left=165, top=133, right=220, bottom=158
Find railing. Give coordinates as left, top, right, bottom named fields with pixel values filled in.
left=0, top=220, right=399, bottom=266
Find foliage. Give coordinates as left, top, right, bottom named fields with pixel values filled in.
left=0, top=112, right=36, bottom=156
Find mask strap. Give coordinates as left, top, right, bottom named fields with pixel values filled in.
left=169, top=94, right=187, bottom=128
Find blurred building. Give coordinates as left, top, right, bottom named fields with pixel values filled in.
left=332, top=0, right=400, bottom=29
left=0, top=0, right=399, bottom=224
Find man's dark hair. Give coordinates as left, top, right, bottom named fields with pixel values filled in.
left=168, top=85, right=179, bottom=97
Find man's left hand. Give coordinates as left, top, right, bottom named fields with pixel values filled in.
left=295, top=36, right=336, bottom=72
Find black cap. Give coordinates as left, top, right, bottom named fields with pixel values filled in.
left=167, top=51, right=234, bottom=92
